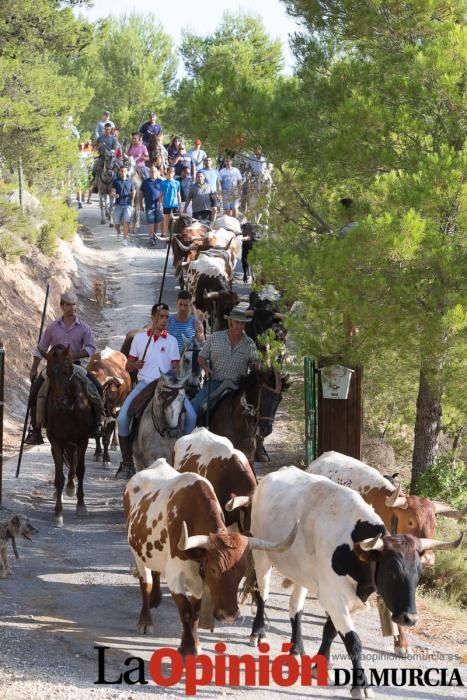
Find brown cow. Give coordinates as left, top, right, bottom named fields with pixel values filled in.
left=308, top=450, right=467, bottom=656
left=173, top=428, right=257, bottom=531
left=87, top=348, right=132, bottom=465
left=124, top=459, right=297, bottom=655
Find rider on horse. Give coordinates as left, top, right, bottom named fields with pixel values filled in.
left=116, top=303, right=180, bottom=479
left=185, top=307, right=259, bottom=434
left=92, top=123, right=119, bottom=185
left=25, top=290, right=103, bottom=445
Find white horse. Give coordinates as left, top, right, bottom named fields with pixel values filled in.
left=132, top=372, right=188, bottom=471
left=124, top=156, right=144, bottom=234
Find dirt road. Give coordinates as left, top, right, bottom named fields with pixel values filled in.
left=0, top=204, right=464, bottom=699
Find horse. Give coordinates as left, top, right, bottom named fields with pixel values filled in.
left=180, top=335, right=203, bottom=400
left=242, top=170, right=273, bottom=223
left=132, top=371, right=188, bottom=471
left=41, top=345, right=93, bottom=527
left=123, top=155, right=144, bottom=233
left=147, top=134, right=167, bottom=173
left=97, top=150, right=116, bottom=226
left=207, top=367, right=288, bottom=463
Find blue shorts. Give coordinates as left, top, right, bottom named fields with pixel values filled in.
left=146, top=209, right=163, bottom=224
left=113, top=204, right=132, bottom=224
left=222, top=196, right=239, bottom=210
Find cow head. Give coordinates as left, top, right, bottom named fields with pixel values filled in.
left=384, top=485, right=467, bottom=565
left=355, top=532, right=464, bottom=626
left=102, top=375, right=125, bottom=416
left=178, top=520, right=298, bottom=622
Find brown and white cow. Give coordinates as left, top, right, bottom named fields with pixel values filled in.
left=186, top=255, right=238, bottom=331
left=124, top=459, right=296, bottom=656
left=308, top=450, right=467, bottom=656
left=87, top=348, right=132, bottom=465
left=173, top=428, right=257, bottom=531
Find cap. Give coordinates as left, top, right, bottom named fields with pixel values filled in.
left=194, top=138, right=202, bottom=145
left=60, top=290, right=78, bottom=304
left=224, top=308, right=252, bottom=323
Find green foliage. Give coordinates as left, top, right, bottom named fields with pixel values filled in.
left=0, top=231, right=25, bottom=261
left=416, top=455, right=467, bottom=508
left=419, top=519, right=467, bottom=608
left=69, top=14, right=177, bottom=139
left=172, top=12, right=284, bottom=155
left=40, top=194, right=78, bottom=245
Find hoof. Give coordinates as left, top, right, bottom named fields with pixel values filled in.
left=351, top=688, right=374, bottom=699
left=94, top=454, right=102, bottom=462
left=137, top=623, right=154, bottom=635
left=103, top=461, right=112, bottom=469
left=178, top=645, right=201, bottom=657
left=76, top=504, right=88, bottom=516
left=54, top=515, right=64, bottom=528
left=394, top=646, right=411, bottom=658
left=65, top=483, right=76, bottom=498
left=249, top=634, right=264, bottom=647
left=290, top=644, right=306, bottom=656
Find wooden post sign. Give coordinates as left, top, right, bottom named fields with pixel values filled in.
left=317, top=363, right=362, bottom=459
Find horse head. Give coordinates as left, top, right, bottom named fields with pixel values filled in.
left=239, top=366, right=289, bottom=439
left=42, top=344, right=74, bottom=404
left=152, top=371, right=187, bottom=439
left=180, top=335, right=202, bottom=400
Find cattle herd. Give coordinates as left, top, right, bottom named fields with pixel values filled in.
left=123, top=429, right=465, bottom=698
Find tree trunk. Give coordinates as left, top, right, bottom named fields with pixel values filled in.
left=410, top=369, right=442, bottom=493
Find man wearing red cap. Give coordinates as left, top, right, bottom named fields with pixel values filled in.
left=188, top=139, right=207, bottom=173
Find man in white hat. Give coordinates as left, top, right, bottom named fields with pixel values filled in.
left=185, top=307, right=259, bottom=433
left=25, top=290, right=101, bottom=445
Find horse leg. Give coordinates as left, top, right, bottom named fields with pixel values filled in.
left=75, top=442, right=88, bottom=515
left=65, top=446, right=77, bottom=497
left=102, top=420, right=114, bottom=466
left=51, top=443, right=65, bottom=528
left=94, top=435, right=103, bottom=462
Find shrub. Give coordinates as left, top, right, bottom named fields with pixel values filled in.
left=415, top=453, right=467, bottom=508
left=0, top=231, right=25, bottom=260
left=40, top=195, right=77, bottom=244
left=419, top=519, right=467, bottom=608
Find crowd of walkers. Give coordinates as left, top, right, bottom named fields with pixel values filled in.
left=75, top=108, right=271, bottom=244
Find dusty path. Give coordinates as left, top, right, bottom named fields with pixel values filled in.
left=0, top=203, right=464, bottom=699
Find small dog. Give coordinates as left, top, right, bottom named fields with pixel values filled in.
left=93, top=277, right=107, bottom=308
left=0, top=514, right=38, bottom=579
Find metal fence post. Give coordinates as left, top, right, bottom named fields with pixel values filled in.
left=0, top=342, right=4, bottom=505
left=304, top=356, right=317, bottom=465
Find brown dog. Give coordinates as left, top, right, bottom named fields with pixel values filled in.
left=93, top=277, right=107, bottom=308
left=0, top=514, right=38, bottom=578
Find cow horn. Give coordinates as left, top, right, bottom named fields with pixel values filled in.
left=273, top=313, right=287, bottom=320
left=178, top=521, right=211, bottom=551
left=433, top=502, right=467, bottom=519
left=204, top=291, right=220, bottom=299
left=357, top=533, right=385, bottom=551
left=225, top=495, right=251, bottom=512
left=418, top=532, right=465, bottom=553
left=173, top=236, right=192, bottom=252
left=385, top=484, right=409, bottom=510
left=248, top=520, right=299, bottom=552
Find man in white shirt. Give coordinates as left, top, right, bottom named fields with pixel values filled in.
left=116, top=303, right=179, bottom=477
left=218, top=157, right=243, bottom=217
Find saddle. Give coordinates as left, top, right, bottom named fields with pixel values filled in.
left=197, top=380, right=239, bottom=424
left=127, top=380, right=158, bottom=419
left=36, top=366, right=103, bottom=428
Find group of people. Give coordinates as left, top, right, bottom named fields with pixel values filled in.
left=75, top=109, right=272, bottom=243
left=25, top=289, right=258, bottom=483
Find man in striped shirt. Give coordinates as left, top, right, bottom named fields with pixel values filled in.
left=167, top=291, right=205, bottom=353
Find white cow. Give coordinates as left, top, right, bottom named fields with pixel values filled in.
left=247, top=466, right=462, bottom=699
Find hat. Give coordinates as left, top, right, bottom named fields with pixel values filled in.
left=60, top=290, right=78, bottom=304
left=224, top=308, right=252, bottom=323
left=194, top=138, right=202, bottom=145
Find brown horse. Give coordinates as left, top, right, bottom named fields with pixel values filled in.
left=208, top=368, right=288, bottom=463
left=42, top=345, right=93, bottom=527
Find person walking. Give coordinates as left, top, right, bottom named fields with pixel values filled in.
left=111, top=164, right=135, bottom=244
left=183, top=171, right=217, bottom=222
left=159, top=166, right=181, bottom=237
left=139, top=164, right=164, bottom=244
left=218, top=157, right=243, bottom=217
